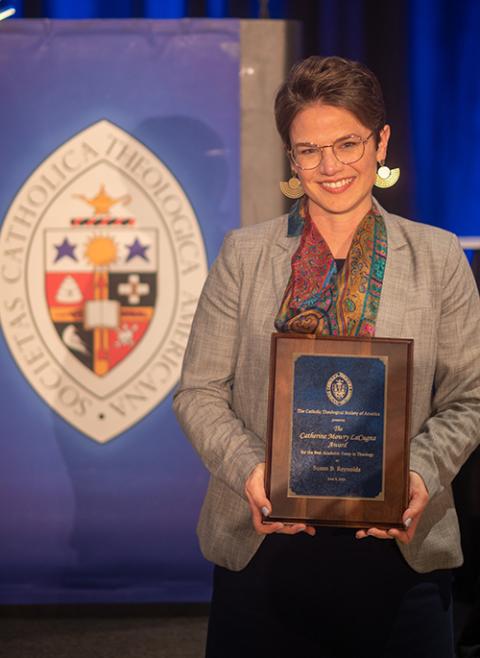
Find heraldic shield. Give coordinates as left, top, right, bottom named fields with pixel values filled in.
left=45, top=187, right=157, bottom=377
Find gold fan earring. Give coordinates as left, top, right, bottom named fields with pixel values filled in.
left=374, top=161, right=400, bottom=188
left=280, top=174, right=304, bottom=199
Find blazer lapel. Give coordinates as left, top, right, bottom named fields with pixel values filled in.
left=271, top=232, right=300, bottom=307
left=375, top=210, right=410, bottom=338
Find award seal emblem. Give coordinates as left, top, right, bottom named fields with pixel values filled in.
left=0, top=120, right=208, bottom=443
left=325, top=371, right=353, bottom=406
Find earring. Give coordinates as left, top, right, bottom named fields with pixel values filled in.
left=280, top=174, right=304, bottom=199
left=375, top=162, right=400, bottom=188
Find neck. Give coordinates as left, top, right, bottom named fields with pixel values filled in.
left=307, top=198, right=373, bottom=258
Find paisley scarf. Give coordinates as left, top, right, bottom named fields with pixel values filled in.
left=274, top=199, right=387, bottom=336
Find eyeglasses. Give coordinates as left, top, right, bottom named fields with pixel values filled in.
left=289, top=132, right=374, bottom=170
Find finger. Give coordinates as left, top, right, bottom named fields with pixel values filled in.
left=259, top=521, right=285, bottom=534
left=245, top=488, right=283, bottom=534
left=245, top=490, right=266, bottom=528
left=250, top=488, right=270, bottom=513
left=246, top=469, right=315, bottom=536
left=245, top=474, right=270, bottom=516
left=245, top=465, right=270, bottom=511
left=387, top=527, right=408, bottom=542
left=366, top=527, right=394, bottom=540
left=263, top=521, right=316, bottom=537
left=276, top=523, right=316, bottom=536
left=356, top=527, right=393, bottom=540
left=388, top=516, right=420, bottom=544
left=249, top=504, right=283, bottom=534
left=404, top=473, right=429, bottom=522
left=403, top=493, right=425, bottom=521
left=384, top=475, right=429, bottom=544
left=401, top=508, right=421, bottom=533
left=259, top=515, right=315, bottom=536
left=275, top=523, right=308, bottom=535
left=394, top=490, right=428, bottom=544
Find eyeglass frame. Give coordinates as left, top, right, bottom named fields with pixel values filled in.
left=288, top=131, right=375, bottom=170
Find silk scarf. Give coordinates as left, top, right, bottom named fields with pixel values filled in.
left=274, top=199, right=387, bottom=336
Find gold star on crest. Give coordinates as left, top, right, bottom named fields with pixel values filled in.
left=74, top=184, right=131, bottom=216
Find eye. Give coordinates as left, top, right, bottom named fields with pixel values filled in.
left=337, top=140, right=359, bottom=150
left=297, top=146, right=318, bottom=156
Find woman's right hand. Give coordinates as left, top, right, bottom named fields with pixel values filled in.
left=245, top=463, right=316, bottom=536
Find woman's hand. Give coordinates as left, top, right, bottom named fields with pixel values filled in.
left=355, top=470, right=429, bottom=543
left=245, top=463, right=316, bottom=536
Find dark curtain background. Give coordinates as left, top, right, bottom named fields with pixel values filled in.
left=5, top=0, right=480, bottom=617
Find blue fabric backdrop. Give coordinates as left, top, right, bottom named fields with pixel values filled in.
left=410, top=0, right=480, bottom=235
left=7, top=0, right=288, bottom=18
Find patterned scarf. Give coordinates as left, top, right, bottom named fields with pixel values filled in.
left=274, top=199, right=387, bottom=336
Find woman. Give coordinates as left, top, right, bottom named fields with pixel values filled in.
left=173, top=56, right=480, bottom=657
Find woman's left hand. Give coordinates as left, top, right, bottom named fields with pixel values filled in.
left=355, top=471, right=429, bottom=544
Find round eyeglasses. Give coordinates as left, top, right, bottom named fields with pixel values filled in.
left=289, top=132, right=374, bottom=170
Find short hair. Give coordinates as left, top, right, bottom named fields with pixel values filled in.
left=274, top=56, right=386, bottom=148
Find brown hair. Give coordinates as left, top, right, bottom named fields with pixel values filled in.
left=274, top=56, right=386, bottom=148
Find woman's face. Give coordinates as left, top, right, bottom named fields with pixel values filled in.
left=289, top=103, right=390, bottom=223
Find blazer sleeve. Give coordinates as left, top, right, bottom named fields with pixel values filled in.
left=409, top=234, right=480, bottom=498
left=172, top=231, right=265, bottom=499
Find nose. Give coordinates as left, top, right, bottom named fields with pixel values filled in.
left=317, top=146, right=343, bottom=176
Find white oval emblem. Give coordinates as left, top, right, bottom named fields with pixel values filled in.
left=325, top=371, right=353, bottom=406
left=0, top=120, right=208, bottom=442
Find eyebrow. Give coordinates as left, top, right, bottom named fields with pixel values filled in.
left=292, top=133, right=361, bottom=147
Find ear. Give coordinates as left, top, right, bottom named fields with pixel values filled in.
left=376, top=125, right=391, bottom=163
left=286, top=146, right=298, bottom=176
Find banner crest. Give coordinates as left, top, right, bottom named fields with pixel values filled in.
left=0, top=120, right=208, bottom=442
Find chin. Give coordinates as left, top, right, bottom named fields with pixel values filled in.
left=308, top=190, right=372, bottom=218
left=312, top=197, right=357, bottom=216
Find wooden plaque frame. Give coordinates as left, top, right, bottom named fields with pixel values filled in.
left=265, top=333, right=413, bottom=529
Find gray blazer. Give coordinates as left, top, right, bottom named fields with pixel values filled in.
left=173, top=203, right=480, bottom=573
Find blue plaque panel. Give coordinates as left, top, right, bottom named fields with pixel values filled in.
left=289, top=354, right=386, bottom=499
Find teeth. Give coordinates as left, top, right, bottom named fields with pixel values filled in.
left=321, top=178, right=353, bottom=189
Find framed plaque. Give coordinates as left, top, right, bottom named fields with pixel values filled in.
left=265, top=333, right=413, bottom=529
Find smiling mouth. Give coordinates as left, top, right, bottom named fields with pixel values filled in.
left=319, top=177, right=355, bottom=192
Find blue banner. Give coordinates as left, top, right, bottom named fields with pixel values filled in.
left=0, top=19, right=241, bottom=603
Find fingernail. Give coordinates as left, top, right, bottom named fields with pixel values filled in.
left=404, top=517, right=412, bottom=529
left=261, top=506, right=270, bottom=517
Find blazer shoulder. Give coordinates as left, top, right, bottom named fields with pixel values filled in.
left=225, top=214, right=289, bottom=246
left=383, top=210, right=460, bottom=257
left=388, top=212, right=456, bottom=239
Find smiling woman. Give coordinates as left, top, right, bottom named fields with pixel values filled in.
left=173, top=56, right=480, bottom=658
left=275, top=57, right=391, bottom=258
left=288, top=104, right=388, bottom=251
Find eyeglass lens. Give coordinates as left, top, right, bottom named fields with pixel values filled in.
left=292, top=135, right=367, bottom=169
